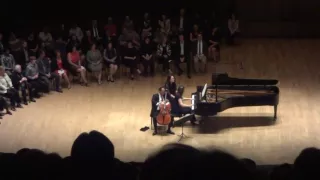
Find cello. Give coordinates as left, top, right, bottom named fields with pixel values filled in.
left=157, top=92, right=172, bottom=125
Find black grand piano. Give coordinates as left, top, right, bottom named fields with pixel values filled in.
left=191, top=73, right=279, bottom=120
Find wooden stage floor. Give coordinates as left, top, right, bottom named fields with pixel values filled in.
left=1, top=39, right=320, bottom=165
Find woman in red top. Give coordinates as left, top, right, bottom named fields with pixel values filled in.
left=54, top=50, right=71, bottom=89
left=67, top=45, right=88, bottom=86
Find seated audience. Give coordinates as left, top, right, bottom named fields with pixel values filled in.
left=141, top=13, right=152, bottom=39
left=27, top=33, right=38, bottom=57
left=164, top=75, right=177, bottom=98
left=0, top=66, right=22, bottom=110
left=0, top=33, right=4, bottom=55
left=8, top=33, right=22, bottom=61
left=25, top=57, right=48, bottom=94
left=141, top=37, right=154, bottom=76
left=123, top=16, right=134, bottom=30
left=177, top=8, right=187, bottom=34
left=67, top=46, right=88, bottom=86
left=172, top=86, right=196, bottom=125
left=86, top=43, right=103, bottom=85
left=20, top=40, right=30, bottom=69
left=38, top=27, right=54, bottom=57
left=192, top=34, right=207, bottom=73
left=157, top=36, right=172, bottom=74
left=159, top=14, right=171, bottom=36
left=174, top=35, right=191, bottom=77
left=69, top=23, right=83, bottom=42
left=91, top=20, right=101, bottom=41
left=55, top=36, right=67, bottom=59
left=0, top=95, right=12, bottom=115
left=37, top=50, right=62, bottom=92
left=103, top=42, right=118, bottom=82
left=52, top=50, right=71, bottom=89
left=0, top=49, right=15, bottom=75
left=11, top=65, right=36, bottom=105
left=67, top=35, right=81, bottom=52
left=190, top=24, right=200, bottom=43
left=119, top=28, right=140, bottom=50
left=123, top=41, right=140, bottom=80
left=208, top=27, right=220, bottom=62
left=81, top=30, right=93, bottom=54
left=104, top=17, right=117, bottom=37
left=227, top=13, right=240, bottom=45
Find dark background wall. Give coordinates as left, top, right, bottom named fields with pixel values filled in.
left=1, top=0, right=319, bottom=37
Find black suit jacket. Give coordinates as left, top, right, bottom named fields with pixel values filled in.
left=11, top=71, right=23, bottom=89
left=173, top=41, right=190, bottom=59
left=150, top=93, right=172, bottom=117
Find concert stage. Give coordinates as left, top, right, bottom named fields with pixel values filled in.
left=0, top=39, right=319, bottom=165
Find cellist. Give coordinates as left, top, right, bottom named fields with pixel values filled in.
left=150, top=86, right=174, bottom=136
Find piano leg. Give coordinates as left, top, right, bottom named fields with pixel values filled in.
left=273, top=105, right=278, bottom=120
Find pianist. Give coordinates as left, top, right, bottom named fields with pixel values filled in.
left=172, top=86, right=197, bottom=125
left=150, top=87, right=174, bottom=136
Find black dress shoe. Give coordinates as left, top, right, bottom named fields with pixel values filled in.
left=10, top=107, right=16, bottom=111
left=23, top=101, right=28, bottom=105
left=167, top=130, right=175, bottom=135
left=30, top=99, right=36, bottom=102
left=56, top=89, right=63, bottom=93
left=6, top=111, right=12, bottom=115
left=152, top=132, right=157, bottom=136
left=16, top=104, right=23, bottom=108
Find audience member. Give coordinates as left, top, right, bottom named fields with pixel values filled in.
left=159, top=14, right=171, bottom=36
left=0, top=49, right=16, bottom=76
left=192, top=34, right=207, bottom=73
left=20, top=40, right=30, bottom=69
left=103, top=42, right=118, bottom=82
left=157, top=36, right=172, bottom=74
left=208, top=27, right=220, bottom=62
left=123, top=16, right=134, bottom=31
left=86, top=43, right=103, bottom=85
left=91, top=20, right=101, bottom=41
left=0, top=95, right=12, bottom=115
left=8, top=33, right=22, bottom=63
left=0, top=66, right=22, bottom=110
left=104, top=17, right=117, bottom=37
left=11, top=65, right=36, bottom=105
left=37, top=50, right=61, bottom=92
left=189, top=24, right=200, bottom=43
left=141, top=13, right=152, bottom=39
left=124, top=41, right=140, bottom=80
left=67, top=46, right=88, bottom=86
left=69, top=23, right=84, bottom=42
left=227, top=13, right=240, bottom=45
left=27, top=33, right=38, bottom=57
left=0, top=33, right=4, bottom=55
left=25, top=57, right=48, bottom=94
left=174, top=34, right=191, bottom=77
left=82, top=30, right=94, bottom=54
left=52, top=50, right=71, bottom=89
left=141, top=37, right=154, bottom=76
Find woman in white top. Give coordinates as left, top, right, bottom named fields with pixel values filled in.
left=0, top=66, right=22, bottom=111
left=227, top=13, right=240, bottom=45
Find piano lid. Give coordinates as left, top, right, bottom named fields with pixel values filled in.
left=212, top=73, right=279, bottom=86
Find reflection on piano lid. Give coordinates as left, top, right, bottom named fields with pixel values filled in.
left=212, top=73, right=278, bottom=86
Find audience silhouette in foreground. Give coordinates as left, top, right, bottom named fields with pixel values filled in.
left=0, top=130, right=319, bottom=180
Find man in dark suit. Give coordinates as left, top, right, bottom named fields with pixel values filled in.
left=11, top=65, right=36, bottom=105
left=150, top=87, right=174, bottom=136
left=173, top=34, right=191, bottom=78
left=192, top=34, right=208, bottom=73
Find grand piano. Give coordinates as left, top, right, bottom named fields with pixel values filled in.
left=191, top=73, right=279, bottom=120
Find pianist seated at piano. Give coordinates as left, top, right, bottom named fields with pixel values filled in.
left=172, top=86, right=197, bottom=125
left=150, top=87, right=175, bottom=136
left=164, top=75, right=177, bottom=98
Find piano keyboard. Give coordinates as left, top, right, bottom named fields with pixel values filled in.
left=191, top=94, right=195, bottom=110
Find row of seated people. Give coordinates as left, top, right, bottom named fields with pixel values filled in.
left=1, top=31, right=215, bottom=84
left=0, top=130, right=318, bottom=180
